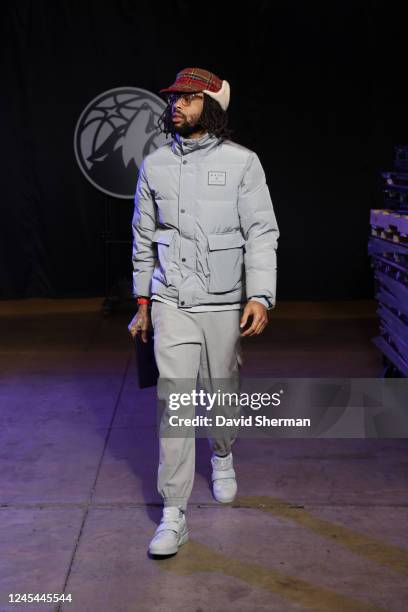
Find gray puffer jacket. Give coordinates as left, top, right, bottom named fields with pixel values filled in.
left=132, top=131, right=280, bottom=309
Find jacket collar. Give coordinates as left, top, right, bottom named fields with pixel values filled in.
left=171, top=131, right=220, bottom=157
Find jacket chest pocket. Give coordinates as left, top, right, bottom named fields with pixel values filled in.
left=206, top=231, right=246, bottom=293
left=152, top=228, right=177, bottom=285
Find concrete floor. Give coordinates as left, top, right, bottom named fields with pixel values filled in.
left=0, top=298, right=407, bottom=612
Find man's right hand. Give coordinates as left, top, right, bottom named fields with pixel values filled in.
left=128, top=304, right=152, bottom=343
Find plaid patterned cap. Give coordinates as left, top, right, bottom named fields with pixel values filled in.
left=159, top=67, right=230, bottom=111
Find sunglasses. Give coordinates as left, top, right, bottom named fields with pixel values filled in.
left=165, top=92, right=204, bottom=107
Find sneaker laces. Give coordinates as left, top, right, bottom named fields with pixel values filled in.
left=212, top=453, right=232, bottom=467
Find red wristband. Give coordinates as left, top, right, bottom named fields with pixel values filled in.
left=137, top=297, right=151, bottom=305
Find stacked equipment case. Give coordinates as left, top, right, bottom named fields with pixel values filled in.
left=368, top=145, right=408, bottom=377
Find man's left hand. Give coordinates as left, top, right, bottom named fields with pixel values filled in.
left=240, top=300, right=268, bottom=336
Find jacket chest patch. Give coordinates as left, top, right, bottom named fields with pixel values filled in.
left=208, top=171, right=226, bottom=186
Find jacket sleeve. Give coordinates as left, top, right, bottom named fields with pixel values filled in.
left=131, top=160, right=157, bottom=298
left=237, top=152, right=280, bottom=309
left=248, top=295, right=273, bottom=310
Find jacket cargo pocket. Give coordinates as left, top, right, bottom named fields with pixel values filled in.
left=206, top=230, right=245, bottom=293
left=152, top=228, right=177, bottom=285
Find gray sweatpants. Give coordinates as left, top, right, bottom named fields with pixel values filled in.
left=150, top=300, right=244, bottom=511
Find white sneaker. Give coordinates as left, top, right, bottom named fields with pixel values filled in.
left=148, top=506, right=189, bottom=556
left=211, top=452, right=237, bottom=503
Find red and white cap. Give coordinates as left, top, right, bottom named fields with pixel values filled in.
left=159, top=67, right=230, bottom=111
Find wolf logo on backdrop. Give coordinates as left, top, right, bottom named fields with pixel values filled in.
left=74, top=86, right=167, bottom=199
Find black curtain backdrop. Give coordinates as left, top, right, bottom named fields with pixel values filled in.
left=1, top=0, right=406, bottom=300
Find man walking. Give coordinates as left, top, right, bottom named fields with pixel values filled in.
left=128, top=67, right=280, bottom=556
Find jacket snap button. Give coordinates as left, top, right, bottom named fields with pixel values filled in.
left=181, top=301, right=185, bottom=305
left=180, top=209, right=185, bottom=213
left=183, top=160, right=187, bottom=164
left=182, top=257, right=186, bottom=262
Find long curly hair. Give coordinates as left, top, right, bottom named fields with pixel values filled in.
left=157, top=93, right=234, bottom=142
